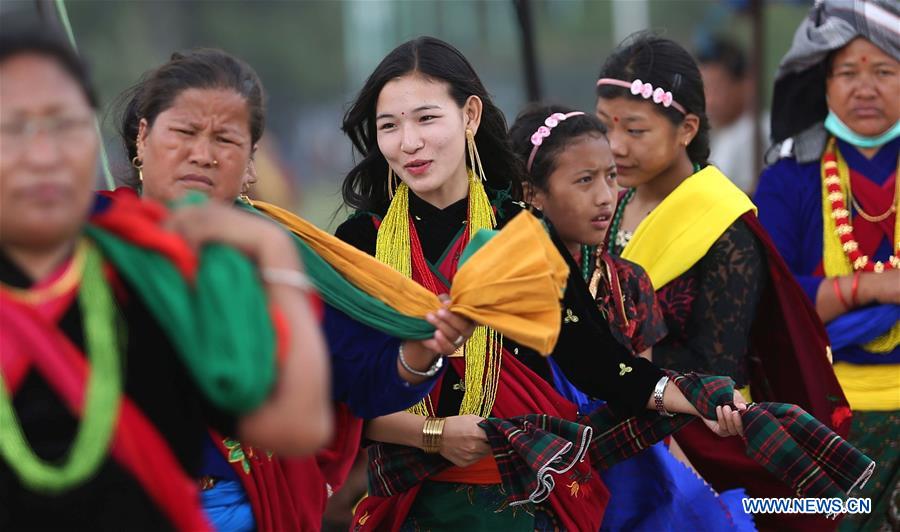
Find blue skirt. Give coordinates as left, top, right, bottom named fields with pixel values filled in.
left=548, top=358, right=756, bottom=531
left=200, top=479, right=255, bottom=532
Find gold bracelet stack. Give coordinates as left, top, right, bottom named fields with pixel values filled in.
left=422, top=417, right=446, bottom=454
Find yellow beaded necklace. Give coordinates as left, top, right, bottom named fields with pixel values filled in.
left=376, top=169, right=501, bottom=417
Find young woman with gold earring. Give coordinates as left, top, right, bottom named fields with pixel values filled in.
left=337, top=36, right=602, bottom=531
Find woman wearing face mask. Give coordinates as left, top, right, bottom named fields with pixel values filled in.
left=0, top=26, right=331, bottom=531
left=755, top=1, right=899, bottom=528
left=595, top=34, right=847, bottom=531
left=116, top=48, right=474, bottom=531
left=509, top=104, right=755, bottom=532
left=338, top=36, right=747, bottom=532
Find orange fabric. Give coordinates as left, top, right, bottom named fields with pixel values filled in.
left=429, top=454, right=501, bottom=485
left=251, top=201, right=568, bottom=355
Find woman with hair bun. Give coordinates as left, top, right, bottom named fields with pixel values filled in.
left=117, top=47, right=473, bottom=531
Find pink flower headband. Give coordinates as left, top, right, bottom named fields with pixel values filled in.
left=596, top=78, right=686, bottom=115
left=527, top=111, right=585, bottom=171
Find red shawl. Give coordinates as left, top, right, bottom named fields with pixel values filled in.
left=674, top=212, right=848, bottom=532
left=352, top=218, right=609, bottom=531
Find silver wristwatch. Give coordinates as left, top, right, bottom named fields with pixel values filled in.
left=654, top=375, right=675, bottom=417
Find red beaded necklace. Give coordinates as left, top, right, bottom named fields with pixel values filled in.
left=822, top=143, right=899, bottom=273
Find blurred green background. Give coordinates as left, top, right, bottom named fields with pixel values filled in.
left=2, top=0, right=811, bottom=229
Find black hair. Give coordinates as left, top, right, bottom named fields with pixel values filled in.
left=117, top=48, right=265, bottom=184
left=695, top=37, right=748, bottom=80
left=341, top=36, right=523, bottom=213
left=0, top=24, right=98, bottom=109
left=596, top=33, right=710, bottom=166
left=509, top=103, right=607, bottom=191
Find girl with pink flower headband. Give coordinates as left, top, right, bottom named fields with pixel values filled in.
left=596, top=78, right=686, bottom=115
left=594, top=33, right=842, bottom=532
left=511, top=101, right=757, bottom=532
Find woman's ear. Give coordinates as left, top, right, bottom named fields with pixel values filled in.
left=463, top=95, right=483, bottom=135
left=679, top=113, right=700, bottom=148
left=243, top=144, right=259, bottom=187
left=136, top=118, right=149, bottom=160
left=523, top=181, right=546, bottom=211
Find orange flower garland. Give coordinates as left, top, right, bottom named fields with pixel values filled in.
left=823, top=149, right=899, bottom=273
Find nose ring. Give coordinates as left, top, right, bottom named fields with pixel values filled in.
left=212, top=160, right=219, bottom=167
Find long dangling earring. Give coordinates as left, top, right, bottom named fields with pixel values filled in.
left=465, top=128, right=487, bottom=182
left=240, top=160, right=255, bottom=203
left=387, top=165, right=397, bottom=200
left=131, top=156, right=144, bottom=182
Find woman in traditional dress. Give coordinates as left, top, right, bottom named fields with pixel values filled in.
left=338, top=36, right=746, bottom=531
left=595, top=33, right=847, bottom=531
left=116, top=48, right=475, bottom=531
left=0, top=26, right=331, bottom=531
left=509, top=103, right=755, bottom=531
left=754, top=1, right=899, bottom=528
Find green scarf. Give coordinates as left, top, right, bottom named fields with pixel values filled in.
left=85, top=225, right=276, bottom=414
left=235, top=201, right=437, bottom=339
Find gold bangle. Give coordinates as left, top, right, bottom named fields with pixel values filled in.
left=422, top=417, right=442, bottom=454
left=422, top=417, right=446, bottom=454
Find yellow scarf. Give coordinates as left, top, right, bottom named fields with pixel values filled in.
left=249, top=198, right=567, bottom=357
left=621, top=166, right=756, bottom=399
left=621, top=165, right=756, bottom=289
left=819, top=139, right=900, bottom=411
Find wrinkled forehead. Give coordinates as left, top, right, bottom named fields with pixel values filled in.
left=153, top=88, right=251, bottom=131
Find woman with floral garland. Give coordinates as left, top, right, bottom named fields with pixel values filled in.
left=755, top=1, right=899, bottom=528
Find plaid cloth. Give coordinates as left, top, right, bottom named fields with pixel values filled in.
left=584, top=372, right=876, bottom=502
left=367, top=415, right=592, bottom=506
left=368, top=373, right=874, bottom=511
left=478, top=415, right=592, bottom=505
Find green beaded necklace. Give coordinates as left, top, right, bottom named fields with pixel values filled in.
left=0, top=241, right=123, bottom=493
left=579, top=244, right=597, bottom=281
left=609, top=163, right=702, bottom=257
left=608, top=188, right=635, bottom=257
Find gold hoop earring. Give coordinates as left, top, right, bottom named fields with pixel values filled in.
left=131, top=156, right=144, bottom=182
left=387, top=165, right=397, bottom=200
left=465, top=129, right=487, bottom=182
